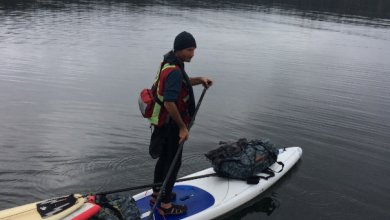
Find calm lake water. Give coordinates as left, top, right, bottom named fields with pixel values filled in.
left=1, top=0, right=390, bottom=219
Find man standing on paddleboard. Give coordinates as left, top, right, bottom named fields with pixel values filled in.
left=148, top=31, right=213, bottom=216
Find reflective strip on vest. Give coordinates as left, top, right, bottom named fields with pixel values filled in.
left=183, top=94, right=189, bottom=102
left=148, top=63, right=176, bottom=125
left=154, top=63, right=176, bottom=85
left=163, top=63, right=176, bottom=70
left=148, top=93, right=163, bottom=125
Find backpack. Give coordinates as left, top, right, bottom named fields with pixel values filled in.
left=138, top=62, right=166, bottom=118
left=205, top=138, right=282, bottom=183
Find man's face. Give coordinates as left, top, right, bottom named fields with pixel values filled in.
left=177, top=47, right=196, bottom=62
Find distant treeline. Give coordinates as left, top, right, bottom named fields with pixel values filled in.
left=1, top=0, right=389, bottom=19
left=260, top=0, right=390, bottom=19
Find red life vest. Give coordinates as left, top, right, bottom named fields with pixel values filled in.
left=148, top=62, right=192, bottom=127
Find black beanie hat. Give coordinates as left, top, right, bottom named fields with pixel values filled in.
left=174, top=31, right=196, bottom=52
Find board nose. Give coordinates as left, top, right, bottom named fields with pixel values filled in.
left=296, top=147, right=302, bottom=157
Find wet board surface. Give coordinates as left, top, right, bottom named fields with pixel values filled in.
left=136, top=185, right=215, bottom=220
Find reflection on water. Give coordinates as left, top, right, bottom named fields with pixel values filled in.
left=223, top=195, right=281, bottom=219
left=216, top=159, right=302, bottom=220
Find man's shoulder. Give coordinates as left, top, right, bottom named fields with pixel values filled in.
left=163, top=62, right=181, bottom=70
left=166, top=69, right=182, bottom=82
left=161, top=63, right=181, bottom=75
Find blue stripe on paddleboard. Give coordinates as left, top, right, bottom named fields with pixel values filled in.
left=137, top=185, right=215, bottom=220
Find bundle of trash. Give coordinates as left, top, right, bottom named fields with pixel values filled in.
left=90, top=194, right=141, bottom=220
left=205, top=138, right=279, bottom=181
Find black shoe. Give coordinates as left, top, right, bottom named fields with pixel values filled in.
left=150, top=192, right=176, bottom=204
left=159, top=203, right=187, bottom=216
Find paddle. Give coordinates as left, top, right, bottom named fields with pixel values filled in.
left=95, top=173, right=217, bottom=196
left=147, top=81, right=211, bottom=220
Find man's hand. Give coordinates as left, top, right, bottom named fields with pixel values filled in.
left=164, top=101, right=189, bottom=144
left=189, top=77, right=213, bottom=89
left=200, top=77, right=213, bottom=89
left=179, top=126, right=189, bottom=144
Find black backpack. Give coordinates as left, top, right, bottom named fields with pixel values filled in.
left=205, top=138, right=283, bottom=183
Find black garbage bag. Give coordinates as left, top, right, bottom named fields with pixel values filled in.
left=205, top=138, right=279, bottom=180
left=90, top=194, right=141, bottom=220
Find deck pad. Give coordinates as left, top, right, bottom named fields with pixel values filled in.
left=136, top=185, right=214, bottom=220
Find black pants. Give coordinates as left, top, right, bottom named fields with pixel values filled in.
left=152, top=125, right=182, bottom=204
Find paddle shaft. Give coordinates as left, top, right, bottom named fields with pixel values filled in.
left=147, top=82, right=210, bottom=220
left=95, top=173, right=217, bottom=196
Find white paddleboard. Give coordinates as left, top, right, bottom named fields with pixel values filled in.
left=134, top=146, right=302, bottom=220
